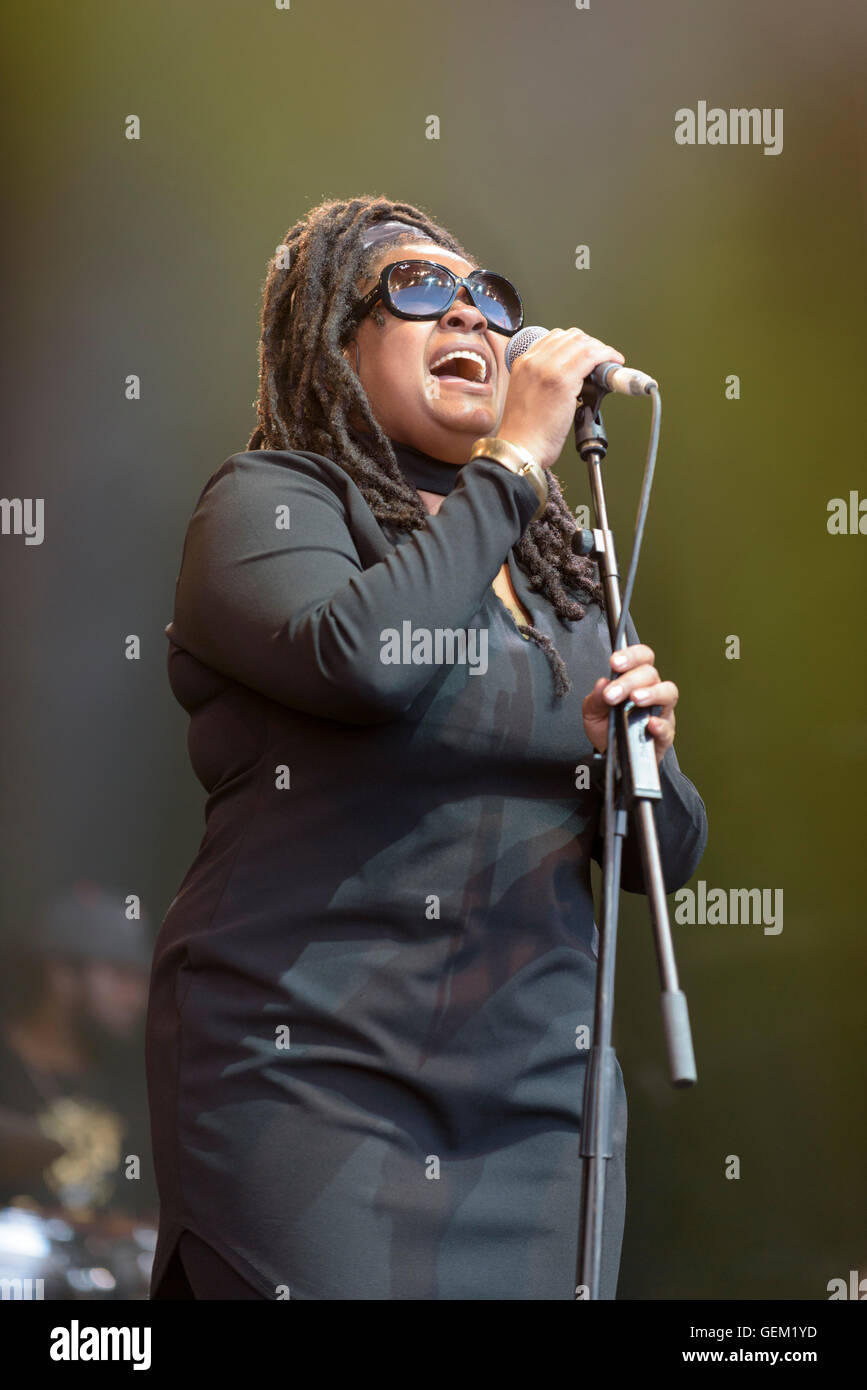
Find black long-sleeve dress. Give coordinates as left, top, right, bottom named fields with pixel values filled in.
left=145, top=434, right=708, bottom=1300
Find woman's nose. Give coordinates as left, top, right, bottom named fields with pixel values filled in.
left=441, top=288, right=486, bottom=329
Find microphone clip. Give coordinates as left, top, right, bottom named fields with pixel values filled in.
left=574, top=377, right=609, bottom=462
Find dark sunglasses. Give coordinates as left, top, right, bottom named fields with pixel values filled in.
left=347, top=259, right=523, bottom=336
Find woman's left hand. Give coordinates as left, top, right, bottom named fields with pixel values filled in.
left=582, top=644, right=678, bottom=765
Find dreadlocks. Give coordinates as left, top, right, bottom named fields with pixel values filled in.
left=247, top=195, right=606, bottom=698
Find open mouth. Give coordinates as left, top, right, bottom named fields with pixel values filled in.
left=426, top=349, right=492, bottom=390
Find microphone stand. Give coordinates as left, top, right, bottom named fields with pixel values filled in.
left=571, top=378, right=697, bottom=1300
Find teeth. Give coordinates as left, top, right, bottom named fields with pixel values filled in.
left=428, top=349, right=488, bottom=383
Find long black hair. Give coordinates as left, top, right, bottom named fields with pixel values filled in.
left=247, top=195, right=604, bottom=697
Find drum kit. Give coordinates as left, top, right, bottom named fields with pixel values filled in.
left=0, top=1107, right=155, bottom=1300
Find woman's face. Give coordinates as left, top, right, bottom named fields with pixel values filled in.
left=345, top=241, right=512, bottom=465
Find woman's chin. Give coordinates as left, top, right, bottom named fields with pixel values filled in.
left=423, top=393, right=497, bottom=435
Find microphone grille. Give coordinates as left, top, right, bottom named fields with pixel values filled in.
left=505, top=324, right=547, bottom=373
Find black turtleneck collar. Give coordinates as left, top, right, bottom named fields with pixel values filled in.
left=355, top=429, right=463, bottom=496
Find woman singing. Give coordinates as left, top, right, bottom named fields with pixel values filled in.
left=145, top=195, right=708, bottom=1301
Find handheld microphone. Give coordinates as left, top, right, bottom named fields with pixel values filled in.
left=505, top=325, right=658, bottom=396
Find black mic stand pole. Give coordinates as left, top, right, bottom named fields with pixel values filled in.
left=571, top=378, right=697, bottom=1300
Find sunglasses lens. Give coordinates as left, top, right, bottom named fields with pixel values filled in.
left=387, top=262, right=454, bottom=316
left=469, top=272, right=523, bottom=333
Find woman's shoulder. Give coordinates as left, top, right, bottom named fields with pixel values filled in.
left=186, top=447, right=393, bottom=564
left=200, top=447, right=354, bottom=507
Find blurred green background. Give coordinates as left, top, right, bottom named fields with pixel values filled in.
left=1, top=0, right=864, bottom=1298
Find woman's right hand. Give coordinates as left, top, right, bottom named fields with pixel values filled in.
left=493, top=328, right=626, bottom=473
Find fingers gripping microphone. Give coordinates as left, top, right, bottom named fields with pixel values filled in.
left=505, top=325, right=658, bottom=396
